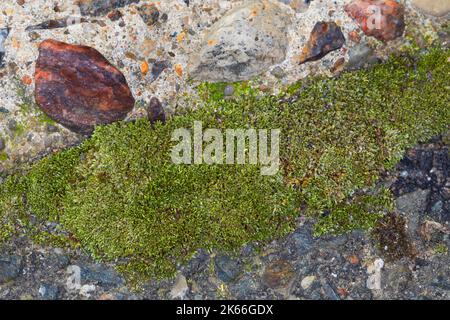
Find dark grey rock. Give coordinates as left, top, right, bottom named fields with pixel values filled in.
left=347, top=44, right=375, bottom=71
left=80, top=264, right=124, bottom=287
left=78, top=0, right=140, bottom=16
left=321, top=281, right=340, bottom=300
left=214, top=255, right=242, bottom=283
left=0, top=138, right=5, bottom=151
left=271, top=66, right=286, bottom=79
left=151, top=61, right=170, bottom=82
left=396, top=189, right=430, bottom=232
left=0, top=255, right=22, bottom=284
left=39, top=283, right=60, bottom=300
left=286, top=224, right=314, bottom=255
left=0, top=27, right=9, bottom=68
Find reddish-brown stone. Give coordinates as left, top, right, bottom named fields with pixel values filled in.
left=299, top=21, right=346, bottom=65
left=345, top=0, right=405, bottom=42
left=35, top=39, right=135, bottom=134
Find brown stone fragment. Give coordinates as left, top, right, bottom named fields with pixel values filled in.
left=147, top=97, right=165, bottom=125
left=299, top=21, right=345, bottom=65
left=35, top=39, right=135, bottom=134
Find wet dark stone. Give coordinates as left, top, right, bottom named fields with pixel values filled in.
left=35, top=39, right=135, bottom=135
left=286, top=224, right=315, bottom=256
left=80, top=264, right=124, bottom=287
left=417, top=150, right=433, bottom=172
left=182, top=250, right=210, bottom=277
left=39, top=283, right=60, bottom=300
left=299, top=21, right=345, bottom=65
left=214, top=255, right=242, bottom=283
left=0, top=255, right=22, bottom=284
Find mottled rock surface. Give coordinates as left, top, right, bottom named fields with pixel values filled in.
left=412, top=0, right=450, bottom=17
left=299, top=21, right=345, bottom=64
left=77, top=0, right=141, bottom=16
left=34, top=39, right=135, bottom=134
left=189, top=0, right=291, bottom=82
left=0, top=27, right=9, bottom=68
left=345, top=0, right=405, bottom=42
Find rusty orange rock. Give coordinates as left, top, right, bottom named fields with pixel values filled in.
left=35, top=39, right=135, bottom=134
left=345, top=0, right=405, bottom=42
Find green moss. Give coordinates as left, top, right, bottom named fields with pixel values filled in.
left=0, top=152, right=7, bottom=162
left=0, top=48, right=449, bottom=280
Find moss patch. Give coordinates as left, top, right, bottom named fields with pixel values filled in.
left=1, top=48, right=449, bottom=280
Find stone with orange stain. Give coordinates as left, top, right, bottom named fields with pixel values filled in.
left=348, top=254, right=360, bottom=265
left=140, top=60, right=149, bottom=75
left=21, top=75, right=32, bottom=85
left=298, top=21, right=345, bottom=65
left=176, top=31, right=186, bottom=43
left=174, top=64, right=183, bottom=77
left=348, top=30, right=361, bottom=43
left=345, top=0, right=405, bottom=42
left=34, top=39, right=135, bottom=134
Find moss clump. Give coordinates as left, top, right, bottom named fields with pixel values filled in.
left=372, top=212, right=414, bottom=261
left=0, top=48, right=449, bottom=280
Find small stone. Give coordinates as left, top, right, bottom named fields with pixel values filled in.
left=35, top=40, right=135, bottom=135
left=170, top=274, right=189, bottom=299
left=298, top=21, right=345, bottom=65
left=348, top=254, right=360, bottom=265
left=0, top=27, right=10, bottom=68
left=138, top=4, right=160, bottom=26
left=0, top=138, right=5, bottom=151
left=7, top=119, right=17, bottom=131
left=0, top=255, right=22, bottom=284
left=347, top=44, right=375, bottom=70
left=39, top=284, right=60, bottom=300
left=215, top=255, right=242, bottom=283
left=190, top=0, right=291, bottom=82
left=79, top=284, right=96, bottom=297
left=147, top=97, right=165, bottom=124
left=345, top=0, right=405, bottom=42
left=174, top=64, right=183, bottom=77
left=21, top=75, right=32, bottom=85
left=396, top=189, right=430, bottom=232
left=262, top=260, right=294, bottom=289
left=107, top=9, right=123, bottom=21
left=300, top=275, right=316, bottom=290
left=80, top=264, right=124, bottom=287
left=366, top=258, right=384, bottom=290
left=271, top=66, right=286, bottom=79
left=348, top=30, right=361, bottom=43
left=140, top=60, right=149, bottom=75
left=224, top=85, right=234, bottom=96
left=151, top=60, right=170, bottom=82
left=278, top=0, right=311, bottom=13
left=330, top=57, right=345, bottom=73
left=412, top=0, right=450, bottom=17
left=78, top=0, right=140, bottom=16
